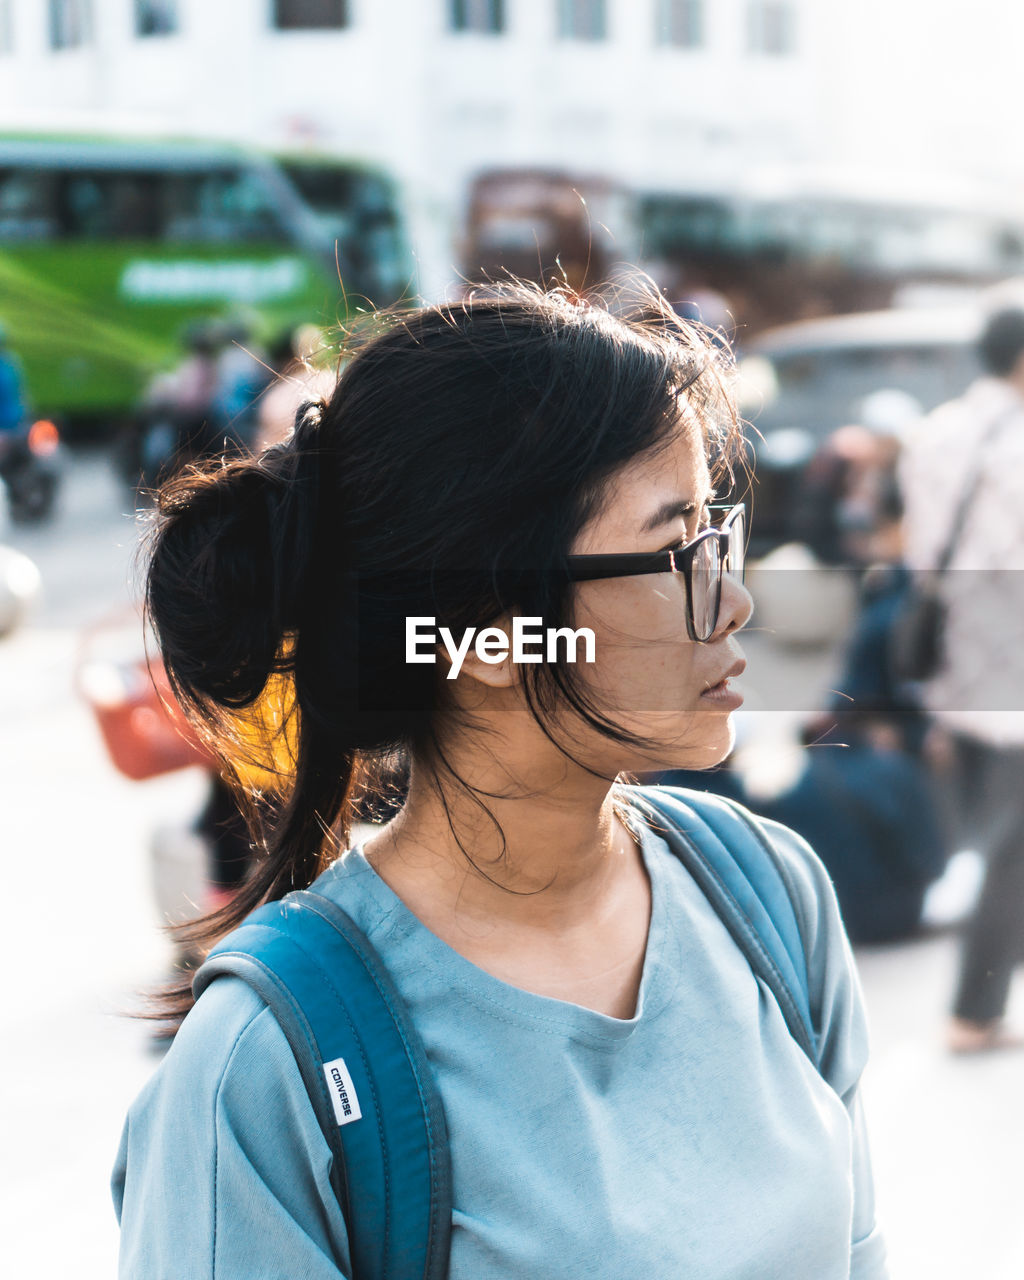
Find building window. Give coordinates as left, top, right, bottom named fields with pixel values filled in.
left=0, top=1, right=13, bottom=54
left=557, top=0, right=606, bottom=41
left=655, top=0, right=702, bottom=48
left=49, top=0, right=91, bottom=49
left=135, top=0, right=178, bottom=36
left=450, top=0, right=505, bottom=34
left=272, top=0, right=349, bottom=30
left=747, top=1, right=795, bottom=55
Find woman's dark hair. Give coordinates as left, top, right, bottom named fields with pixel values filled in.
left=145, top=279, right=742, bottom=1027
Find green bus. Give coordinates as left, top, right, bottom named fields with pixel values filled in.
left=0, top=133, right=412, bottom=428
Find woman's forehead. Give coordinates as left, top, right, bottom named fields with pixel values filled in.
left=575, top=423, right=712, bottom=553
left=619, top=417, right=710, bottom=503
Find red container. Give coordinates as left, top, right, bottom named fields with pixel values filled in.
left=78, top=654, right=215, bottom=781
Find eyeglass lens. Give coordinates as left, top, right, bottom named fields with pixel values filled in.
left=690, top=512, right=746, bottom=641
left=691, top=537, right=720, bottom=641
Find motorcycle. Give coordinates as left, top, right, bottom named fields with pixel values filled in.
left=0, top=419, right=63, bottom=523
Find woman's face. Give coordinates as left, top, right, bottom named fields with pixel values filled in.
left=564, top=418, right=753, bottom=775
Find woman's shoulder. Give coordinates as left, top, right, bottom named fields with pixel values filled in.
left=629, top=783, right=868, bottom=1086
left=121, top=975, right=298, bottom=1149
left=114, top=974, right=348, bottom=1275
left=174, top=970, right=279, bottom=1062
left=636, top=782, right=844, bottom=945
left=628, top=783, right=836, bottom=917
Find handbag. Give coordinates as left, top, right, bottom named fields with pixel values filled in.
left=892, top=406, right=1016, bottom=682
left=890, top=572, right=947, bottom=682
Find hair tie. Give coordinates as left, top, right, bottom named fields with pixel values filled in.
left=290, top=398, right=326, bottom=453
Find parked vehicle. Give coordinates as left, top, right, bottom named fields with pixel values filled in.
left=461, top=168, right=637, bottom=294
left=638, top=179, right=1024, bottom=336
left=459, top=167, right=1024, bottom=337
left=735, top=306, right=982, bottom=554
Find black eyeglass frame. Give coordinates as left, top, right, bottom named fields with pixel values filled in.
left=564, top=502, right=747, bottom=643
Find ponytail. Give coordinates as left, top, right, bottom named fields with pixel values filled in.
left=144, top=399, right=362, bottom=1031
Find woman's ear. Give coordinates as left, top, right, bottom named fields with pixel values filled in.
left=442, top=613, right=518, bottom=689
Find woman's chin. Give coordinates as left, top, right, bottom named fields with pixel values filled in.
left=625, top=718, right=736, bottom=776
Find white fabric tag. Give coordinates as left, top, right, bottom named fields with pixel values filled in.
left=322, top=1057, right=362, bottom=1126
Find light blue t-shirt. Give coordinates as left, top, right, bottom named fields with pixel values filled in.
left=113, top=795, right=888, bottom=1278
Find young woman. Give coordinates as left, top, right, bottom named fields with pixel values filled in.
left=113, top=283, right=888, bottom=1278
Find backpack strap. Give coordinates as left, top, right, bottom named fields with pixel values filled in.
left=619, top=784, right=818, bottom=1066
left=193, top=888, right=452, bottom=1280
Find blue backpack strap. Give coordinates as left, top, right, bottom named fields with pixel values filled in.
left=193, top=888, right=452, bottom=1280
left=620, top=784, right=818, bottom=1066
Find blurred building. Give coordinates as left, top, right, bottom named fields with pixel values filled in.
left=0, top=0, right=825, bottom=295
left=3, top=1, right=1022, bottom=300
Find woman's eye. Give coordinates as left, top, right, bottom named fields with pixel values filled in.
left=659, top=502, right=713, bottom=552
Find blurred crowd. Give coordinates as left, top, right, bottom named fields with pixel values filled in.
left=116, top=317, right=336, bottom=491
left=651, top=302, right=1024, bottom=1054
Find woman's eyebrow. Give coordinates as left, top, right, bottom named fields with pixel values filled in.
left=640, top=497, right=705, bottom=533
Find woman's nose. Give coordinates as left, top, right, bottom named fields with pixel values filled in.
left=717, top=572, right=754, bottom=638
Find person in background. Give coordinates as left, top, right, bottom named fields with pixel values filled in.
left=657, top=398, right=948, bottom=945
left=654, top=562, right=949, bottom=945
left=0, top=325, right=43, bottom=515
left=212, top=317, right=271, bottom=452
left=0, top=324, right=27, bottom=437
left=134, top=321, right=221, bottom=486
left=254, top=324, right=337, bottom=454
left=900, top=307, right=1024, bottom=1053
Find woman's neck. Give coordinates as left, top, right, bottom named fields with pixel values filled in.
left=358, top=706, right=655, bottom=1018
left=361, top=728, right=640, bottom=934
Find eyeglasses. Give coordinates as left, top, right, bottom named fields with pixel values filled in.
left=565, top=503, right=747, bottom=643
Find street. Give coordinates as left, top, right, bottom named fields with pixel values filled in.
left=2, top=451, right=1022, bottom=1278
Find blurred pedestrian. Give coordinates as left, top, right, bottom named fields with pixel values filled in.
left=0, top=323, right=28, bottom=498
left=253, top=324, right=336, bottom=453
left=0, top=324, right=27, bottom=437
left=753, top=707, right=948, bottom=945
left=899, top=307, right=1024, bottom=1053
left=161, top=320, right=221, bottom=455
left=114, top=283, right=887, bottom=1277
left=211, top=317, right=270, bottom=451
left=656, top=555, right=949, bottom=945
left=133, top=321, right=221, bottom=486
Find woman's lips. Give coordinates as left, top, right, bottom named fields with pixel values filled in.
left=699, top=659, right=746, bottom=709
left=699, top=677, right=744, bottom=709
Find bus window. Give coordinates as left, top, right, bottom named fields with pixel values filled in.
left=640, top=196, right=736, bottom=255
left=280, top=165, right=397, bottom=239
left=56, top=171, right=164, bottom=239
left=277, top=160, right=408, bottom=301
left=163, top=169, right=286, bottom=243
left=0, top=169, right=58, bottom=240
